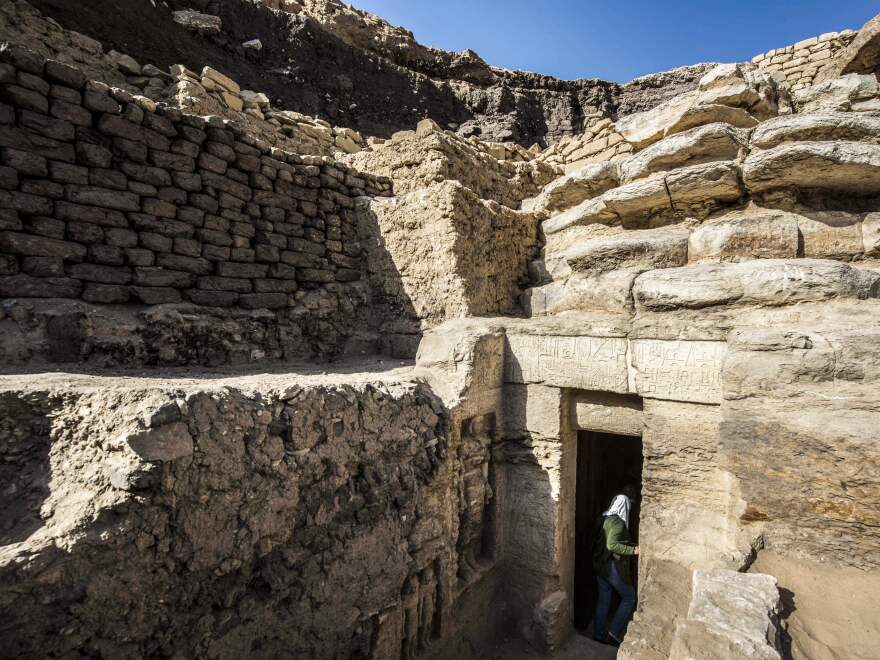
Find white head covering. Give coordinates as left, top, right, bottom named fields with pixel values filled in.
left=603, top=494, right=632, bottom=528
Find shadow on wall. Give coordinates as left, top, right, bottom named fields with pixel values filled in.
left=0, top=392, right=55, bottom=546
left=355, top=201, right=425, bottom=359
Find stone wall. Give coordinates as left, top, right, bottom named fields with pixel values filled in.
left=752, top=29, right=857, bottom=93
left=0, top=43, right=392, bottom=365
left=0, top=373, right=467, bottom=659
left=536, top=116, right=632, bottom=173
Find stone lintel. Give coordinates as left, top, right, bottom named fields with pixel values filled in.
left=504, top=332, right=726, bottom=405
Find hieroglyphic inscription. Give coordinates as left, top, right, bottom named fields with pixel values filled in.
left=504, top=334, right=629, bottom=393
left=629, top=340, right=726, bottom=404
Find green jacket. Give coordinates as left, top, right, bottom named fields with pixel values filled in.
left=591, top=515, right=637, bottom=584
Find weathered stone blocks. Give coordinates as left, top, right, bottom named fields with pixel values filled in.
left=634, top=259, right=880, bottom=311
left=743, top=141, right=880, bottom=193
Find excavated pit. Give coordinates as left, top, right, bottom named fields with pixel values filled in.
left=1, top=1, right=880, bottom=658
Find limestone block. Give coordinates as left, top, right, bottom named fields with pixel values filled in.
left=221, top=91, right=243, bottom=112
left=172, top=10, right=222, bottom=35
left=501, top=384, right=563, bottom=440
left=604, top=161, right=743, bottom=219
left=523, top=268, right=639, bottom=316
left=541, top=196, right=616, bottom=235
left=852, top=96, right=880, bottom=111
left=619, top=122, right=748, bottom=183
left=571, top=391, right=642, bottom=435
left=750, top=552, right=880, bottom=660
left=346, top=127, right=555, bottom=208
left=536, top=223, right=615, bottom=281
left=688, top=210, right=799, bottom=262
left=697, top=63, right=776, bottom=114
left=504, top=333, right=629, bottom=393
left=634, top=259, right=880, bottom=311
left=522, top=161, right=619, bottom=214
left=565, top=225, right=689, bottom=276
left=334, top=134, right=361, bottom=154
left=614, top=92, right=693, bottom=148
left=107, top=50, right=141, bottom=76
left=864, top=212, right=880, bottom=255
left=721, top=310, right=880, bottom=569
left=640, top=399, right=749, bottom=568
left=794, top=73, right=880, bottom=113
left=615, top=88, right=759, bottom=149
left=618, top=560, right=693, bottom=660
left=751, top=112, right=880, bottom=149
left=358, top=181, right=538, bottom=330
left=201, top=66, right=240, bottom=94
left=629, top=340, right=726, bottom=404
left=669, top=570, right=782, bottom=660
left=415, top=318, right=506, bottom=399
left=743, top=141, right=880, bottom=194
left=240, top=90, right=270, bottom=107
left=795, top=210, right=865, bottom=259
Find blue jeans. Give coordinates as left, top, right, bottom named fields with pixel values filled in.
left=593, top=562, right=636, bottom=642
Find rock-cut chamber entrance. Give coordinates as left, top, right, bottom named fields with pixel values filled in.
left=573, top=430, right=643, bottom=632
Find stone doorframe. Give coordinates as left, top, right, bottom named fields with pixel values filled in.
left=497, top=329, right=744, bottom=652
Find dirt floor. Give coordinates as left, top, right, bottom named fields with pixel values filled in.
left=483, top=632, right=618, bottom=660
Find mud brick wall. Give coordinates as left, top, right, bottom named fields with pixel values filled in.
left=751, top=29, right=857, bottom=92
left=0, top=43, right=392, bottom=364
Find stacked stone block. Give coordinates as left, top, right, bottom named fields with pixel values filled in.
left=536, top=116, right=632, bottom=173
left=171, top=63, right=367, bottom=156
left=0, top=42, right=391, bottom=359
left=752, top=29, right=857, bottom=93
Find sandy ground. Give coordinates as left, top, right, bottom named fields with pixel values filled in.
left=0, top=356, right=418, bottom=394
left=752, top=550, right=880, bottom=660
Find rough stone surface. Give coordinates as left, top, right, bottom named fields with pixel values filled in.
left=688, top=209, right=800, bottom=263
left=357, top=181, right=538, bottom=355
left=743, top=141, right=880, bottom=194
left=634, top=259, right=880, bottom=311
left=669, top=569, right=782, bottom=660
left=618, top=122, right=749, bottom=183
left=614, top=63, right=776, bottom=149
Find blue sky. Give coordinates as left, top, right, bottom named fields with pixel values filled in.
left=353, top=1, right=878, bottom=83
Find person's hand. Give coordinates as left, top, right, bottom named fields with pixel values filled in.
left=634, top=546, right=640, bottom=555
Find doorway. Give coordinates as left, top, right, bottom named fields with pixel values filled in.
left=573, top=431, right=643, bottom=631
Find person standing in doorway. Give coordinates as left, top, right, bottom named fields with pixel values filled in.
left=591, top=488, right=639, bottom=647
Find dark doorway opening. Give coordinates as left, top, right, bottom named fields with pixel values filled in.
left=573, top=430, right=643, bottom=631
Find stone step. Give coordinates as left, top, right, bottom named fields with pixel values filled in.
left=603, top=160, right=744, bottom=218
left=564, top=226, right=690, bottom=276
left=688, top=210, right=800, bottom=262
left=542, top=161, right=744, bottom=236
left=521, top=161, right=618, bottom=214
left=542, top=196, right=617, bottom=235
left=751, top=112, right=880, bottom=149
left=634, top=258, right=880, bottom=311
left=619, top=122, right=749, bottom=184
left=743, top=141, right=880, bottom=194
left=614, top=62, right=777, bottom=149
left=523, top=268, right=640, bottom=316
